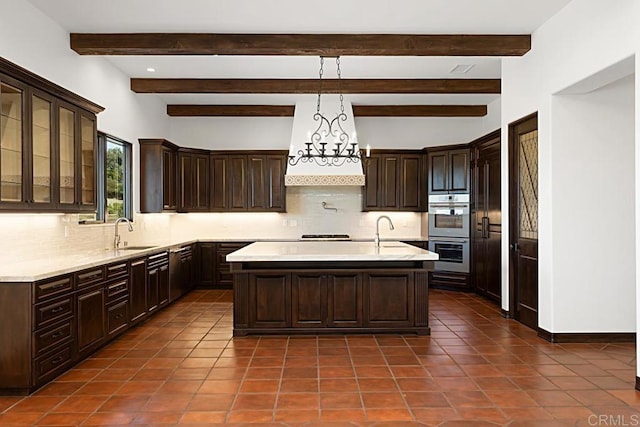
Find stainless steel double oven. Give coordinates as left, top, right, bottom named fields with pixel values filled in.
left=427, top=194, right=470, bottom=273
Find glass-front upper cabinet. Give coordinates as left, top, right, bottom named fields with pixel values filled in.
left=80, top=114, right=96, bottom=208
left=58, top=105, right=76, bottom=206
left=0, top=80, right=25, bottom=205
left=31, top=92, right=54, bottom=206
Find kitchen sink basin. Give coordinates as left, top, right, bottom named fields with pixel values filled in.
left=116, top=245, right=156, bottom=251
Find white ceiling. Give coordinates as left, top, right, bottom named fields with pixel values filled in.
left=27, top=0, right=573, bottom=108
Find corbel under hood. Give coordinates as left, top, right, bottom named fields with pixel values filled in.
left=284, top=97, right=365, bottom=186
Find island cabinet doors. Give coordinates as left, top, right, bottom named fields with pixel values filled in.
left=290, top=273, right=363, bottom=328
left=248, top=273, right=290, bottom=329
left=363, top=273, right=415, bottom=328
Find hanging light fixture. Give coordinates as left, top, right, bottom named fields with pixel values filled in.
left=288, top=56, right=366, bottom=167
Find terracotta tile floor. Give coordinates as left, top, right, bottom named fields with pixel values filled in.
left=1, top=289, right=638, bottom=426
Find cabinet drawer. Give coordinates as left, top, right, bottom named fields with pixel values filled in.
left=106, top=278, right=129, bottom=303
left=34, top=275, right=72, bottom=302
left=33, top=344, right=73, bottom=387
left=147, top=252, right=169, bottom=269
left=106, top=300, right=129, bottom=338
left=75, top=267, right=105, bottom=288
left=33, top=297, right=73, bottom=330
left=33, top=319, right=73, bottom=357
left=106, top=262, right=128, bottom=280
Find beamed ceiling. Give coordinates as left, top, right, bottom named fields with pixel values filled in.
left=27, top=0, right=573, bottom=117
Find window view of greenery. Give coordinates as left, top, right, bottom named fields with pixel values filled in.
left=106, top=141, right=125, bottom=221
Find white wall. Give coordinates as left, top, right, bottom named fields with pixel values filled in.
left=501, top=0, right=639, bottom=375
left=551, top=75, right=635, bottom=332
left=0, top=0, right=170, bottom=252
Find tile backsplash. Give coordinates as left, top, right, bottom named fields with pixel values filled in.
left=0, top=187, right=426, bottom=262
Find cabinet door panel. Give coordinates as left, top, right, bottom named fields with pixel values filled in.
left=363, top=154, right=380, bottom=209
left=327, top=274, right=362, bottom=327
left=266, top=155, right=286, bottom=211
left=177, top=153, right=192, bottom=211
left=210, top=155, right=228, bottom=210
left=76, top=286, right=105, bottom=357
left=158, top=264, right=169, bottom=308
left=147, top=267, right=160, bottom=313
left=162, top=148, right=176, bottom=209
left=58, top=105, right=76, bottom=206
left=31, top=92, right=54, bottom=207
left=193, top=154, right=209, bottom=210
left=197, top=243, right=216, bottom=288
left=228, top=155, right=247, bottom=210
left=400, top=155, right=421, bottom=210
left=428, top=152, right=448, bottom=194
left=249, top=274, right=290, bottom=328
left=449, top=150, right=469, bottom=193
left=129, top=259, right=147, bottom=324
left=381, top=155, right=399, bottom=208
left=0, top=80, right=26, bottom=206
left=291, top=274, right=325, bottom=327
left=79, top=113, right=96, bottom=208
left=365, top=273, right=413, bottom=326
left=248, top=155, right=266, bottom=210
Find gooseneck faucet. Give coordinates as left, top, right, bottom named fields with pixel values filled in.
left=114, top=217, right=133, bottom=249
left=374, top=215, right=394, bottom=247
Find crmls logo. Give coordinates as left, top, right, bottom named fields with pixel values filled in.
left=588, top=415, right=640, bottom=426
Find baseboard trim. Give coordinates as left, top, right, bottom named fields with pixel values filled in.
left=500, top=309, right=511, bottom=319
left=636, top=377, right=640, bottom=392
left=537, top=328, right=636, bottom=343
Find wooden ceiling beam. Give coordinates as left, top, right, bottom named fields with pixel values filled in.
left=352, top=105, right=487, bottom=117
left=133, top=78, right=501, bottom=94
left=71, top=33, right=530, bottom=56
left=166, top=104, right=488, bottom=117
left=167, top=105, right=294, bottom=117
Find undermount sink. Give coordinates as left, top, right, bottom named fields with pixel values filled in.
left=115, top=245, right=156, bottom=251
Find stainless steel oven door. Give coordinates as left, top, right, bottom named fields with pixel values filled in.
left=428, top=194, right=470, bottom=238
left=428, top=238, right=470, bottom=273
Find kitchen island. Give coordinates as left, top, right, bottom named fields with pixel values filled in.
left=227, top=241, right=438, bottom=336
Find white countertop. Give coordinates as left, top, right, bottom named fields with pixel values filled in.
left=226, top=241, right=438, bottom=262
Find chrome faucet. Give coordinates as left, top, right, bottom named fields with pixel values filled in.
left=374, top=215, right=394, bottom=247
left=114, top=217, right=133, bottom=249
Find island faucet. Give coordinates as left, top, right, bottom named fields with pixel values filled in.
left=114, top=217, right=133, bottom=249
left=374, top=215, right=394, bottom=247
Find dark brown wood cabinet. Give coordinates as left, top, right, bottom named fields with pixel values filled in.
left=427, top=147, right=470, bottom=194
left=197, top=241, right=251, bottom=289
left=362, top=150, right=424, bottom=211
left=178, top=149, right=210, bottom=212
left=248, top=154, right=286, bottom=211
left=76, top=284, right=105, bottom=358
left=471, top=130, right=502, bottom=302
left=146, top=252, right=169, bottom=313
left=129, top=257, right=147, bottom=325
left=0, top=58, right=103, bottom=213
left=248, top=273, right=290, bottom=329
left=139, top=139, right=178, bottom=213
left=364, top=273, right=414, bottom=328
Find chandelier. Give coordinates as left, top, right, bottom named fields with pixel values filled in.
left=288, top=56, right=367, bottom=167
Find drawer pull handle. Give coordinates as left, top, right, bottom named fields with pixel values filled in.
left=51, top=331, right=64, bottom=339
left=51, top=307, right=65, bottom=314
left=51, top=356, right=64, bottom=365
left=114, top=314, right=123, bottom=320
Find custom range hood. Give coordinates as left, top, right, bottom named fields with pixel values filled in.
left=285, top=97, right=365, bottom=186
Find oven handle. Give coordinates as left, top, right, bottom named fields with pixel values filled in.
left=430, top=238, right=469, bottom=244
left=428, top=203, right=470, bottom=208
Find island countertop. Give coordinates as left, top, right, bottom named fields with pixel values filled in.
left=226, top=241, right=438, bottom=262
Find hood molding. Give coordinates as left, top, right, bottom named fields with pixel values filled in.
left=284, top=174, right=365, bottom=187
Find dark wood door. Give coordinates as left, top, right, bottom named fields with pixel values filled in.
left=76, top=285, right=105, bottom=357
left=228, top=155, right=248, bottom=211
left=129, top=258, right=147, bottom=324
left=400, top=154, right=421, bottom=210
left=181, top=250, right=194, bottom=294
left=362, top=154, right=380, bottom=209
left=364, top=273, right=414, bottom=327
left=248, top=273, right=290, bottom=328
left=472, top=131, right=502, bottom=302
left=291, top=274, right=326, bottom=327
left=428, top=151, right=448, bottom=194
left=509, top=113, right=539, bottom=330
left=327, top=274, right=362, bottom=327
left=210, top=154, right=228, bottom=210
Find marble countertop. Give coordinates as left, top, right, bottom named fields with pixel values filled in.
left=1, top=237, right=430, bottom=282
left=226, top=241, right=438, bottom=262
